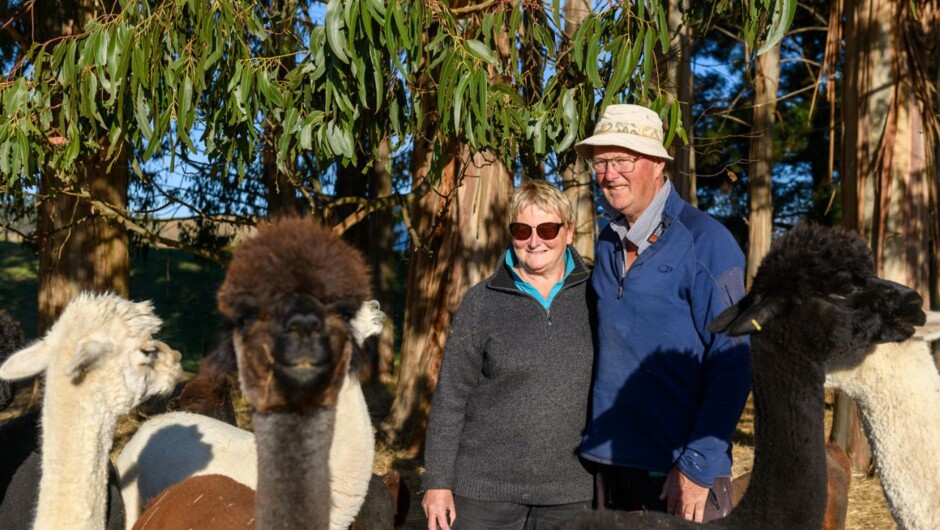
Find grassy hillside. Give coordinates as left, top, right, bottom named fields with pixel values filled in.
left=0, top=241, right=226, bottom=371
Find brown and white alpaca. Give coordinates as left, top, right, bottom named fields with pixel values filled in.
left=117, top=299, right=384, bottom=528
left=125, top=218, right=378, bottom=529
left=559, top=223, right=925, bottom=529
left=222, top=217, right=373, bottom=528
left=0, top=292, right=182, bottom=530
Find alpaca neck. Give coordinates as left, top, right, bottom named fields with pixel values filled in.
left=328, top=375, right=376, bottom=529
left=848, top=342, right=940, bottom=529
left=254, top=408, right=335, bottom=529
left=727, top=337, right=828, bottom=530
left=35, top=384, right=117, bottom=530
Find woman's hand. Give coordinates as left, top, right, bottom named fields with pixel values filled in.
left=422, top=488, right=456, bottom=530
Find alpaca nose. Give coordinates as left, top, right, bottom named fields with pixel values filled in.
left=286, top=313, right=323, bottom=337
left=278, top=313, right=330, bottom=368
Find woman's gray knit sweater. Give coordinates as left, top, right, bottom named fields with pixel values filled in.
left=421, top=248, right=595, bottom=505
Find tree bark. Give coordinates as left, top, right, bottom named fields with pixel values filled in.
left=35, top=0, right=129, bottom=334
left=366, top=139, right=397, bottom=382
left=559, top=0, right=595, bottom=262
left=38, top=149, right=130, bottom=334
left=382, top=145, right=511, bottom=456
left=835, top=0, right=936, bottom=473
left=665, top=0, right=697, bottom=204
left=745, top=45, right=780, bottom=287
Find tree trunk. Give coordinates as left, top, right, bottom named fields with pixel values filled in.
left=665, top=0, right=697, bottom=204
left=382, top=145, right=511, bottom=456
left=560, top=0, right=595, bottom=262
left=835, top=0, right=936, bottom=472
left=35, top=0, right=129, bottom=334
left=38, top=149, right=130, bottom=334
left=366, top=139, right=397, bottom=382
left=561, top=159, right=596, bottom=264
left=262, top=0, right=299, bottom=219
left=745, top=45, right=780, bottom=287
left=833, top=0, right=888, bottom=474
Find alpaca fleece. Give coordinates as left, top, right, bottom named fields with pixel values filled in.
left=826, top=335, right=940, bottom=530
left=132, top=474, right=255, bottom=530
left=0, top=292, right=182, bottom=530
left=117, top=374, right=374, bottom=530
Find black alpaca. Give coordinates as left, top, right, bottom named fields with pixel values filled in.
left=561, top=223, right=925, bottom=529
left=0, top=310, right=26, bottom=410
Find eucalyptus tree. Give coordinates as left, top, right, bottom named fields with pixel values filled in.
left=832, top=0, right=940, bottom=472
left=0, top=0, right=791, bottom=450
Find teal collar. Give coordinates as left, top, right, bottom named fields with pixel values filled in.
left=504, top=247, right=574, bottom=310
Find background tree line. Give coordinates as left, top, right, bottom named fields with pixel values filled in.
left=0, top=0, right=937, bottom=467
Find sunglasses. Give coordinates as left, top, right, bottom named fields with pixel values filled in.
left=509, top=222, right=564, bottom=241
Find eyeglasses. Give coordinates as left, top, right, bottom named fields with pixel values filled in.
left=590, top=156, right=640, bottom=174
left=509, top=222, right=564, bottom=241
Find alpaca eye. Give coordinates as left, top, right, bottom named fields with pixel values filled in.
left=140, top=347, right=158, bottom=356
left=332, top=299, right=360, bottom=322
left=237, top=311, right=258, bottom=330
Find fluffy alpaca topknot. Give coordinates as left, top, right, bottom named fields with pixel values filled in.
left=48, top=292, right=162, bottom=345
left=217, top=218, right=371, bottom=320
left=750, top=222, right=874, bottom=300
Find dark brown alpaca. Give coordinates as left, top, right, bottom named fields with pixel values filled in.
left=560, top=223, right=925, bottom=529
left=219, top=218, right=371, bottom=529
left=176, top=359, right=238, bottom=426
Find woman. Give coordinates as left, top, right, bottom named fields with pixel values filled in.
left=422, top=180, right=594, bottom=530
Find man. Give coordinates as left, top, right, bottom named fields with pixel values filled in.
left=576, top=104, right=751, bottom=522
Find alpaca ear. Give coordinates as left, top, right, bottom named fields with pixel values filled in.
left=0, top=342, right=49, bottom=381
left=349, top=299, right=386, bottom=347
left=709, top=296, right=784, bottom=337
left=65, top=339, right=115, bottom=381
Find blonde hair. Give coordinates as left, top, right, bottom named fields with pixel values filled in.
left=509, top=180, right=574, bottom=227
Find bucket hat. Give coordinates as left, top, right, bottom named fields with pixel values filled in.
left=574, top=104, right=673, bottom=161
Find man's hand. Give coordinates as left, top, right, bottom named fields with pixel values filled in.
left=660, top=467, right=709, bottom=522
left=422, top=488, right=456, bottom=530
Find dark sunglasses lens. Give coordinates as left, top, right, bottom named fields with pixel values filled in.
left=536, top=223, right=561, bottom=239
left=510, top=223, right=532, bottom=240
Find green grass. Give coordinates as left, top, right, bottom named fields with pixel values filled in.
left=0, top=241, right=226, bottom=372
left=0, top=241, right=40, bottom=338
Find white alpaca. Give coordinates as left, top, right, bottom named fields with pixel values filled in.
left=118, top=299, right=384, bottom=529
left=0, top=292, right=182, bottom=530
left=825, top=311, right=940, bottom=530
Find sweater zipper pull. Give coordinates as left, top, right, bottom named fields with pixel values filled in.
left=617, top=284, right=623, bottom=299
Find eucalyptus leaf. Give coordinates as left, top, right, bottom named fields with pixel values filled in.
left=465, top=39, right=499, bottom=67
left=756, top=0, right=796, bottom=55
